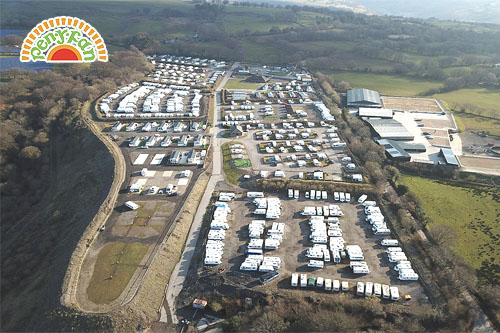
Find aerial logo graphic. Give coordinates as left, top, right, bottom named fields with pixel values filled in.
left=20, top=16, right=108, bottom=63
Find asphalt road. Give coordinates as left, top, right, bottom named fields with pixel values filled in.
left=164, top=63, right=239, bottom=323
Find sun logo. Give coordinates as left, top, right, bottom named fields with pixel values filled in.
left=20, top=16, right=108, bottom=63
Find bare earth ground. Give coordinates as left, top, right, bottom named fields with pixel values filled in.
left=382, top=97, right=442, bottom=112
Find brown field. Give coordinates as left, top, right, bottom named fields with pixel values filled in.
left=458, top=155, right=500, bottom=169
left=382, top=97, right=442, bottom=112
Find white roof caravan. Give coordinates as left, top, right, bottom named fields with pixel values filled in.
left=291, top=273, right=299, bottom=287
left=125, top=201, right=139, bottom=210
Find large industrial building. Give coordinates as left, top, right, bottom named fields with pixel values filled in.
left=365, top=118, right=414, bottom=140
left=347, top=88, right=382, bottom=108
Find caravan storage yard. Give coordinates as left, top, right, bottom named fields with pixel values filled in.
left=215, top=192, right=426, bottom=300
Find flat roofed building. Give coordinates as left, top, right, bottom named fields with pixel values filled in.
left=440, top=148, right=459, bottom=166
left=377, top=139, right=426, bottom=161
left=365, top=118, right=414, bottom=141
left=347, top=89, right=381, bottom=108
left=359, top=108, right=393, bottom=119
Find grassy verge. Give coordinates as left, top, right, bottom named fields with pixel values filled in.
left=222, top=142, right=244, bottom=185
left=87, top=242, right=149, bottom=304
left=398, top=174, right=500, bottom=282
left=233, top=159, right=252, bottom=168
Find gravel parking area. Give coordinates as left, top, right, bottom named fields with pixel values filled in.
left=220, top=193, right=426, bottom=300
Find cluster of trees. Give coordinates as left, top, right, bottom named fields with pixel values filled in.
left=0, top=47, right=152, bottom=232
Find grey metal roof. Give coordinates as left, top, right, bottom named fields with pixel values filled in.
left=440, top=148, right=459, bottom=166
left=366, top=119, right=414, bottom=140
left=347, top=89, right=381, bottom=106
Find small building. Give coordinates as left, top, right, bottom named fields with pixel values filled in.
left=347, top=89, right=382, bottom=108
left=377, top=139, right=426, bottom=162
left=170, top=151, right=181, bottom=164
left=129, top=136, right=141, bottom=148
left=229, top=124, right=243, bottom=137
left=178, top=135, right=189, bottom=147
left=440, top=148, right=459, bottom=166
left=358, top=108, right=393, bottom=119
left=111, top=121, right=123, bottom=132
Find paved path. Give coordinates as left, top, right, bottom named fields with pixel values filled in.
left=164, top=63, right=238, bottom=323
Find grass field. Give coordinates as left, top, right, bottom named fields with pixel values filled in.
left=433, top=88, right=500, bottom=135
left=326, top=71, right=442, bottom=96
left=399, top=175, right=500, bottom=283
left=223, top=78, right=264, bottom=90
left=87, top=242, right=149, bottom=304
left=222, top=142, right=245, bottom=185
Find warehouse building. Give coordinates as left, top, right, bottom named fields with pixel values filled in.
left=377, top=139, right=426, bottom=162
left=365, top=118, right=414, bottom=140
left=347, top=88, right=382, bottom=108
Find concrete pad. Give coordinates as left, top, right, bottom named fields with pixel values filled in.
left=177, top=178, right=188, bottom=186
left=163, top=171, right=173, bottom=177
left=145, top=170, right=156, bottom=177
left=136, top=178, right=148, bottom=186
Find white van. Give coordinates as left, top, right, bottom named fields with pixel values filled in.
left=374, top=283, right=382, bottom=297
left=382, top=284, right=390, bottom=299
left=390, top=286, right=400, bottom=301
left=381, top=239, right=399, bottom=246
left=342, top=281, right=349, bottom=291
left=125, top=201, right=139, bottom=210
left=356, top=282, right=365, bottom=296
left=333, top=279, right=340, bottom=292
left=300, top=274, right=308, bottom=287
left=365, top=282, right=373, bottom=297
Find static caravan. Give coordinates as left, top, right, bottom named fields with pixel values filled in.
left=311, top=190, right=316, bottom=200
left=342, top=281, right=349, bottom=291
left=339, top=192, right=345, bottom=202
left=316, top=277, right=324, bottom=288
left=291, top=273, right=299, bottom=287
left=356, top=282, right=365, bottom=296
left=381, top=239, right=399, bottom=247
left=390, top=287, right=400, bottom=301
left=307, top=260, right=324, bottom=268
left=294, top=190, right=299, bottom=199
left=399, top=272, right=419, bottom=281
left=247, top=192, right=264, bottom=198
left=365, top=282, right=373, bottom=297
left=315, top=191, right=322, bottom=200
left=333, top=280, right=340, bottom=292
left=345, top=193, right=351, bottom=202
left=300, top=274, right=308, bottom=287
left=382, top=285, right=391, bottom=299
left=358, top=194, right=368, bottom=204
left=374, top=283, right=382, bottom=297
left=288, top=189, right=294, bottom=198
left=125, top=201, right=139, bottom=210
left=322, top=191, right=327, bottom=200
left=334, top=192, right=340, bottom=201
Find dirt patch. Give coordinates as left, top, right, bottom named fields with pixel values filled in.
left=459, top=156, right=500, bottom=169
left=382, top=97, right=442, bottom=112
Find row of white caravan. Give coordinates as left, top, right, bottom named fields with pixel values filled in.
left=240, top=256, right=282, bottom=272
left=384, top=247, right=419, bottom=281
left=292, top=273, right=348, bottom=291
left=252, top=197, right=282, bottom=220
left=363, top=201, right=391, bottom=236
left=301, top=205, right=344, bottom=217
left=314, top=102, right=335, bottom=121
left=204, top=193, right=235, bottom=265
left=100, top=83, right=140, bottom=115
left=208, top=71, right=224, bottom=84
left=356, top=282, right=400, bottom=300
